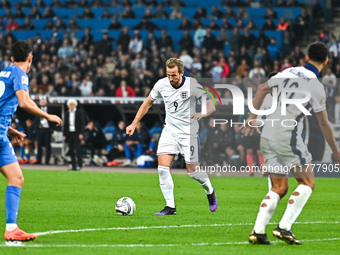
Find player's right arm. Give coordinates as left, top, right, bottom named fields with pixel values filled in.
left=126, top=96, right=154, bottom=136
left=16, top=90, right=63, bottom=126
left=315, top=109, right=340, bottom=163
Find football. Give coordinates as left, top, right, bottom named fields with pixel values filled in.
left=115, top=197, right=136, bottom=216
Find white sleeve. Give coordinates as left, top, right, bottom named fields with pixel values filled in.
left=149, top=80, right=162, bottom=101
left=310, top=82, right=327, bottom=113
left=191, top=78, right=207, bottom=99
left=267, top=72, right=282, bottom=88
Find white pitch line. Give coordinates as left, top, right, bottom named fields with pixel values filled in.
left=2, top=238, right=340, bottom=248
left=34, top=221, right=340, bottom=237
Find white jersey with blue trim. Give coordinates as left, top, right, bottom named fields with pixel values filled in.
left=261, top=64, right=326, bottom=142
left=149, top=76, right=206, bottom=138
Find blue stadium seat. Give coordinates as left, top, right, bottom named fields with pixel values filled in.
left=149, top=19, right=182, bottom=30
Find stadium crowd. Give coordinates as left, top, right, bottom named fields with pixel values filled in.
left=2, top=0, right=340, bottom=168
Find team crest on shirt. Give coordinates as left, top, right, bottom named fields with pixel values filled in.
left=320, top=96, right=326, bottom=105
left=21, top=76, right=28, bottom=85
left=180, top=91, right=188, bottom=99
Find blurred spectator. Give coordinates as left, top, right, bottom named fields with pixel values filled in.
left=236, top=59, right=250, bottom=77
left=280, top=58, right=293, bottom=71
left=68, top=18, right=81, bottom=30
left=108, top=17, right=123, bottom=30
left=36, top=0, right=46, bottom=7
left=256, top=30, right=270, bottom=49
left=120, top=6, right=136, bottom=18
left=249, top=60, right=266, bottom=78
left=129, top=31, right=143, bottom=54
left=95, top=32, right=114, bottom=56
left=34, top=99, right=55, bottom=165
left=179, top=30, right=194, bottom=53
left=79, top=74, right=93, bottom=96
left=154, top=4, right=168, bottom=19
left=134, top=17, right=159, bottom=30
left=262, top=18, right=276, bottom=30
left=124, top=122, right=150, bottom=165
left=237, top=7, right=248, bottom=19
left=146, top=30, right=158, bottom=52
left=264, top=7, right=278, bottom=19
left=225, top=7, right=236, bottom=18
left=158, top=29, right=173, bottom=52
left=217, top=27, right=228, bottom=50
left=170, top=6, right=183, bottom=19
left=28, top=6, right=42, bottom=19
left=267, top=37, right=279, bottom=62
left=194, top=25, right=206, bottom=48
left=116, top=80, right=136, bottom=97
left=64, top=0, right=78, bottom=7
left=58, top=39, right=74, bottom=60
left=246, top=20, right=258, bottom=30
left=3, top=8, right=12, bottom=19
left=81, top=7, right=95, bottom=19
left=5, top=18, right=19, bottom=31
left=81, top=27, right=93, bottom=51
left=63, top=99, right=86, bottom=171
left=0, top=0, right=11, bottom=8
left=295, top=8, right=310, bottom=41
left=50, top=0, right=64, bottom=7
left=178, top=17, right=192, bottom=30
left=14, top=6, right=26, bottom=19
left=179, top=50, right=194, bottom=71
left=42, top=6, right=56, bottom=19
left=278, top=17, right=290, bottom=31
left=55, top=17, right=67, bottom=30
left=21, top=17, right=35, bottom=30
left=229, top=28, right=242, bottom=54
left=117, top=27, right=131, bottom=54
left=106, top=121, right=127, bottom=166
left=84, top=120, right=107, bottom=163
left=334, top=95, right=340, bottom=124
left=194, top=7, right=207, bottom=19
left=102, top=9, right=113, bottom=19
left=203, top=28, right=217, bottom=52
left=210, top=5, right=223, bottom=19
left=143, top=8, right=154, bottom=19
left=322, top=68, right=337, bottom=89
left=208, top=20, right=220, bottom=30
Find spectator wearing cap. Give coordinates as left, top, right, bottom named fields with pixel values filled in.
left=63, top=99, right=86, bottom=171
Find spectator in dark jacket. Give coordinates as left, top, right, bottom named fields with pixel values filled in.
left=106, top=121, right=127, bottom=166
left=84, top=120, right=107, bottom=161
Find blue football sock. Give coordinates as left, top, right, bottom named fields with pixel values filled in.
left=20, top=146, right=25, bottom=159
left=5, top=186, right=22, bottom=224
left=26, top=153, right=30, bottom=160
left=149, top=141, right=156, bottom=150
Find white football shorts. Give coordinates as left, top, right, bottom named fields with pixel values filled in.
left=157, top=128, right=200, bottom=164
left=260, top=137, right=312, bottom=175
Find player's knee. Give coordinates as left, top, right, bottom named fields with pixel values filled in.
left=10, top=175, right=24, bottom=187
left=272, top=185, right=288, bottom=198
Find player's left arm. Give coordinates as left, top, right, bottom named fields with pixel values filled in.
left=315, top=109, right=340, bottom=163
left=16, top=90, right=62, bottom=126
left=244, top=82, right=272, bottom=136
left=7, top=126, right=26, bottom=143
left=191, top=99, right=216, bottom=120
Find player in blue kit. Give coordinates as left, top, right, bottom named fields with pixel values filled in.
left=0, top=41, right=62, bottom=242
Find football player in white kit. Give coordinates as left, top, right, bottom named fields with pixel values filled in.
left=126, top=58, right=218, bottom=215
left=245, top=42, right=340, bottom=244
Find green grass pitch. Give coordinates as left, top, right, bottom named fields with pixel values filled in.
left=0, top=170, right=339, bottom=254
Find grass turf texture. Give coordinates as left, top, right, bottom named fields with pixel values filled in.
left=0, top=170, right=339, bottom=255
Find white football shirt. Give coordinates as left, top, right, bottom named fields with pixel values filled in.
left=261, top=65, right=326, bottom=141
left=149, top=76, right=206, bottom=138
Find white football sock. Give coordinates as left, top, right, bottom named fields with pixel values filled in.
left=6, top=223, right=18, bottom=231
left=188, top=171, right=214, bottom=194
left=158, top=166, right=175, bottom=208
left=279, top=184, right=312, bottom=231
left=254, top=191, right=280, bottom=234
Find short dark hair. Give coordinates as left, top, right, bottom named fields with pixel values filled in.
left=12, top=40, right=32, bottom=62
left=308, top=42, right=328, bottom=63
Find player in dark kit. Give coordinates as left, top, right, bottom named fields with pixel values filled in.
left=0, top=41, right=62, bottom=241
